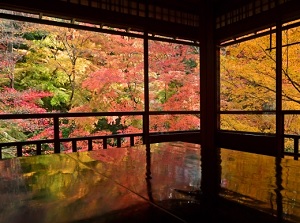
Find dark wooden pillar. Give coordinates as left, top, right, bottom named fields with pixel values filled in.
left=275, top=21, right=284, bottom=157
left=200, top=0, right=221, bottom=203
left=143, top=33, right=150, bottom=145
left=143, top=2, right=150, bottom=145
left=275, top=20, right=283, bottom=222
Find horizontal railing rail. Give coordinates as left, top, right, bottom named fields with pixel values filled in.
left=218, top=110, right=276, bottom=114
left=0, top=110, right=201, bottom=119
left=0, top=111, right=145, bottom=119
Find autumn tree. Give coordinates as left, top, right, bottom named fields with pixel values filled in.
left=15, top=24, right=97, bottom=112
left=220, top=33, right=277, bottom=133
left=149, top=41, right=200, bottom=132
left=280, top=26, right=300, bottom=141
left=68, top=34, right=144, bottom=145
left=44, top=27, right=96, bottom=110
left=0, top=18, right=28, bottom=89
left=0, top=20, right=58, bottom=156
left=220, top=26, right=300, bottom=136
left=0, top=17, right=201, bottom=152
left=0, top=87, right=52, bottom=157
left=78, top=34, right=144, bottom=112
left=281, top=28, right=300, bottom=111
left=64, top=36, right=201, bottom=147
left=76, top=36, right=200, bottom=136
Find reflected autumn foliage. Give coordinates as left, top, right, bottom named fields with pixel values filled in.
left=0, top=142, right=201, bottom=223
left=70, top=142, right=202, bottom=201
left=0, top=154, right=148, bottom=223
left=221, top=149, right=300, bottom=222
left=2, top=142, right=300, bottom=222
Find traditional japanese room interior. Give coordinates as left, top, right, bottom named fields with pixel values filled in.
left=0, top=0, right=300, bottom=222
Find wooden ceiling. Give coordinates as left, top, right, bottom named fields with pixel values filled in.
left=0, top=0, right=300, bottom=43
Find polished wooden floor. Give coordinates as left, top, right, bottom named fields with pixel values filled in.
left=0, top=142, right=290, bottom=223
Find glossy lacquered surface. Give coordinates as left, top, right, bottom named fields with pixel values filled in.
left=0, top=141, right=291, bottom=223
left=0, top=142, right=203, bottom=223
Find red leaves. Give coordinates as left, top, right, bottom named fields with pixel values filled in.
left=0, top=87, right=53, bottom=150
left=82, top=68, right=123, bottom=92
left=0, top=87, right=52, bottom=114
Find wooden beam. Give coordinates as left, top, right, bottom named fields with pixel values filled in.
left=216, top=0, right=300, bottom=42
left=200, top=0, right=221, bottom=204
left=0, top=0, right=200, bottom=41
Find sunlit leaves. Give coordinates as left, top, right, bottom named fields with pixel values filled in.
left=221, top=35, right=276, bottom=111
left=220, top=28, right=300, bottom=135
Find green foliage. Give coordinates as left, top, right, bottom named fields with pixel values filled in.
left=0, top=122, right=27, bottom=142
left=93, top=117, right=126, bottom=134
left=15, top=64, right=70, bottom=111
left=156, top=80, right=183, bottom=104
left=61, top=120, right=75, bottom=138
left=184, top=58, right=197, bottom=74
left=23, top=30, right=48, bottom=40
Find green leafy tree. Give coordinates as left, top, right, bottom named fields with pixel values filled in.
left=44, top=27, right=96, bottom=110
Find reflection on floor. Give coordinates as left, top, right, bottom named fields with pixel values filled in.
left=0, top=142, right=296, bottom=222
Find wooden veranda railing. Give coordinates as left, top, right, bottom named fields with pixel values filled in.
left=0, top=111, right=201, bottom=159
left=3, top=110, right=300, bottom=160
left=218, top=110, right=300, bottom=160
left=282, top=110, right=300, bottom=160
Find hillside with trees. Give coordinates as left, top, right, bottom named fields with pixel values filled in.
left=0, top=17, right=200, bottom=156
left=1, top=15, right=300, bottom=156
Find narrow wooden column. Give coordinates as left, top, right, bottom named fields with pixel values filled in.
left=53, top=116, right=60, bottom=153
left=276, top=21, right=283, bottom=158
left=199, top=0, right=221, bottom=203
left=275, top=20, right=283, bottom=222
left=143, top=2, right=150, bottom=145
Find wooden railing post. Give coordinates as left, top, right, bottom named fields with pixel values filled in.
left=53, top=116, right=60, bottom=153
left=294, top=137, right=299, bottom=160
left=17, top=144, right=22, bottom=157
left=130, top=136, right=134, bottom=146
left=37, top=143, right=41, bottom=155
left=72, top=140, right=77, bottom=152
left=88, top=139, right=93, bottom=151
left=117, top=137, right=121, bottom=148
left=103, top=138, right=107, bottom=149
